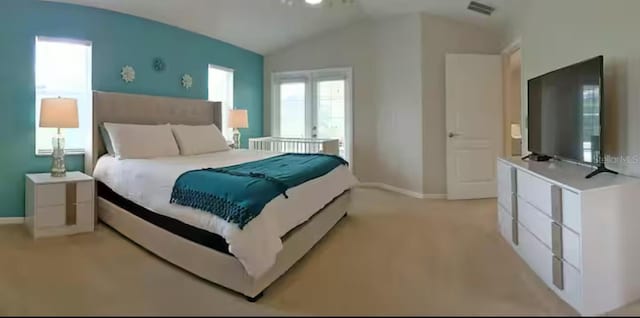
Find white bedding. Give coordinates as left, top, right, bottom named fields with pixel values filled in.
left=93, top=149, right=357, bottom=278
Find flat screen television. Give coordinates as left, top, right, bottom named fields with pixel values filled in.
left=527, top=56, right=604, bottom=168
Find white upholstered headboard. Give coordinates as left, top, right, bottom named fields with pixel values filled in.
left=85, top=91, right=222, bottom=174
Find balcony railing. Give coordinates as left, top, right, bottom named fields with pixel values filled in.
left=248, top=137, right=340, bottom=155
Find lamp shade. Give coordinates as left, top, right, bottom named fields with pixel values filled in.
left=40, top=97, right=79, bottom=128
left=510, top=123, right=522, bottom=139
left=228, top=109, right=249, bottom=129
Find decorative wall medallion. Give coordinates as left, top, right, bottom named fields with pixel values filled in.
left=152, top=57, right=166, bottom=72
left=121, top=65, right=135, bottom=83
left=181, top=74, right=193, bottom=89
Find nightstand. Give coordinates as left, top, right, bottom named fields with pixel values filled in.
left=25, top=171, right=95, bottom=238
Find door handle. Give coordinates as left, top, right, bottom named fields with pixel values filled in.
left=448, top=132, right=461, bottom=138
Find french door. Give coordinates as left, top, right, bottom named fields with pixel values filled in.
left=272, top=68, right=352, bottom=162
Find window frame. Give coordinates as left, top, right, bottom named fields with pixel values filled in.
left=34, top=36, right=92, bottom=156
left=208, top=64, right=235, bottom=140
left=270, top=67, right=353, bottom=164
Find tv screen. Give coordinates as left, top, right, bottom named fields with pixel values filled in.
left=527, top=56, right=603, bottom=165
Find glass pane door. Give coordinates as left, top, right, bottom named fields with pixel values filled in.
left=315, top=79, right=346, bottom=157
left=272, top=68, right=352, bottom=164
left=279, top=82, right=306, bottom=138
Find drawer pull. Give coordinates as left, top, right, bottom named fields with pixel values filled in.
left=551, top=185, right=562, bottom=223
left=551, top=222, right=563, bottom=257
left=511, top=218, right=519, bottom=245
left=511, top=194, right=519, bottom=245
left=510, top=167, right=517, bottom=193
left=65, top=183, right=77, bottom=226
left=552, top=256, right=564, bottom=290
left=511, top=193, right=518, bottom=220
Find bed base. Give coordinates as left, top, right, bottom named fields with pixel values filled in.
left=97, top=191, right=350, bottom=300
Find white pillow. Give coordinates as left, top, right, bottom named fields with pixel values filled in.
left=103, top=123, right=180, bottom=159
left=171, top=124, right=230, bottom=155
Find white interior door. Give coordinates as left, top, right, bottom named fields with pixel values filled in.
left=446, top=54, right=503, bottom=200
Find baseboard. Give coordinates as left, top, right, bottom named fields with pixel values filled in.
left=422, top=193, right=447, bottom=199
left=356, top=183, right=446, bottom=199
left=0, top=217, right=25, bottom=225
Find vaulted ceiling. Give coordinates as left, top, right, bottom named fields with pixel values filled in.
left=45, top=0, right=508, bottom=55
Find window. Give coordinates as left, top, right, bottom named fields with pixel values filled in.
left=279, top=82, right=307, bottom=138
left=35, top=37, right=92, bottom=154
left=582, top=85, right=601, bottom=163
left=208, top=65, right=234, bottom=140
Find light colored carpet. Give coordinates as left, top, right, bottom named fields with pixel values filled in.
left=0, top=187, right=636, bottom=316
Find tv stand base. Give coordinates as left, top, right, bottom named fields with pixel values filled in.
left=585, top=165, right=618, bottom=179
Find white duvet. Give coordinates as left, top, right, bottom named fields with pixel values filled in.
left=93, top=149, right=357, bottom=278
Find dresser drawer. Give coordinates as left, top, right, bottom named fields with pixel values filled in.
left=517, top=171, right=554, bottom=216
left=561, top=189, right=581, bottom=233
left=554, top=257, right=583, bottom=313
left=518, top=199, right=581, bottom=269
left=518, top=223, right=551, bottom=279
left=497, top=161, right=515, bottom=210
left=518, top=199, right=552, bottom=246
left=36, top=184, right=65, bottom=207
left=517, top=224, right=582, bottom=310
left=36, top=205, right=66, bottom=228
left=562, top=226, right=581, bottom=270
left=497, top=204, right=513, bottom=243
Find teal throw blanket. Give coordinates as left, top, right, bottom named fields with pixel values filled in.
left=170, top=153, right=348, bottom=229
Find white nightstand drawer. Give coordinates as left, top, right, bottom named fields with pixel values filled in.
left=76, top=181, right=93, bottom=203
left=36, top=205, right=66, bottom=228
left=76, top=202, right=94, bottom=228
left=37, top=184, right=65, bottom=207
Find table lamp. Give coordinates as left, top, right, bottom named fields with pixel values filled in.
left=39, top=97, right=79, bottom=177
left=228, top=109, right=248, bottom=149
left=510, top=123, right=522, bottom=139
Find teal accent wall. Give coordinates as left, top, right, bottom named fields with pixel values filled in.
left=0, top=0, right=263, bottom=218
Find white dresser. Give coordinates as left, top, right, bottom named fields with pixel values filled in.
left=497, top=157, right=640, bottom=315
left=25, top=172, right=95, bottom=238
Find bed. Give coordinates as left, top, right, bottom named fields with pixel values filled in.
left=84, top=91, right=355, bottom=301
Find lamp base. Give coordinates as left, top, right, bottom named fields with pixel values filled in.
left=232, top=129, right=241, bottom=149
left=50, top=130, right=66, bottom=177
left=50, top=170, right=66, bottom=178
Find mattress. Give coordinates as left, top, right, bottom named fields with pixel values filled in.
left=92, top=149, right=358, bottom=278
left=97, top=181, right=232, bottom=255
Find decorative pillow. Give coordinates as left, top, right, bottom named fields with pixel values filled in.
left=99, top=124, right=115, bottom=156
left=103, top=123, right=180, bottom=159
left=171, top=124, right=230, bottom=155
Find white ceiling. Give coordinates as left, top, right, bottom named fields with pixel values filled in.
left=45, top=0, right=508, bottom=54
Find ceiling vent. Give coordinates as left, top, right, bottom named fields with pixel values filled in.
left=467, top=1, right=495, bottom=16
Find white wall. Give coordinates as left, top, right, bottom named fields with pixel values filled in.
left=505, top=0, right=640, bottom=176
left=265, top=13, right=424, bottom=193
left=372, top=14, right=424, bottom=193
left=421, top=14, right=502, bottom=194
left=265, top=12, right=501, bottom=195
